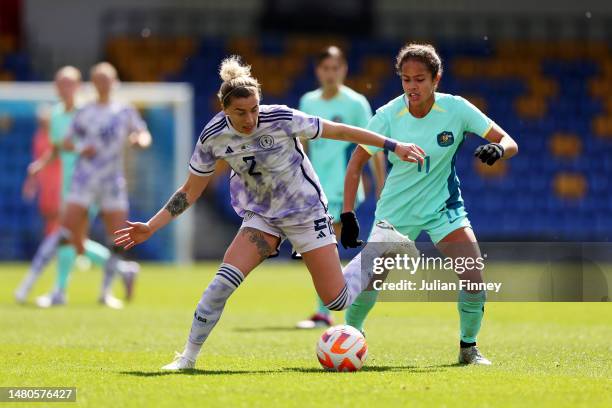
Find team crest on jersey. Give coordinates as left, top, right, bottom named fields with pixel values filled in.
left=437, top=131, right=454, bottom=147
left=258, top=135, right=274, bottom=149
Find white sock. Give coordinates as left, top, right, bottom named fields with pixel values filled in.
left=184, top=263, right=244, bottom=361
left=183, top=341, right=202, bottom=362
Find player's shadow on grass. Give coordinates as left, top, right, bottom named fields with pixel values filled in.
left=120, top=363, right=463, bottom=377
left=120, top=369, right=278, bottom=377
left=283, top=365, right=451, bottom=374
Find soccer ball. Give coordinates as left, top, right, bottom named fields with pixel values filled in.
left=316, top=325, right=368, bottom=372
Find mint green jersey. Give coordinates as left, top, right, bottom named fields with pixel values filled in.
left=49, top=103, right=78, bottom=199
left=299, top=85, right=372, bottom=206
left=362, top=92, right=493, bottom=227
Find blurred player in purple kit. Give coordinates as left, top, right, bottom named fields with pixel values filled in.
left=15, top=65, right=145, bottom=308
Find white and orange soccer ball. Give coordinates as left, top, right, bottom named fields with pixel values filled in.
left=316, top=325, right=368, bottom=372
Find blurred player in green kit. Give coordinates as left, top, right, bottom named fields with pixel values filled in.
left=15, top=66, right=139, bottom=308
left=295, top=46, right=386, bottom=329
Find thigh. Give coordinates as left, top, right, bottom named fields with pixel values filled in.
left=76, top=214, right=90, bottom=243
left=223, top=227, right=281, bottom=277
left=300, top=244, right=345, bottom=304
left=436, top=226, right=483, bottom=284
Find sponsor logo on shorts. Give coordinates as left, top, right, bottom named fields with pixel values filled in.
left=243, top=211, right=255, bottom=221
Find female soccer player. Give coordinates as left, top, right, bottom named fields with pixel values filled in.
left=33, top=63, right=150, bottom=309
left=114, top=56, right=425, bottom=370
left=15, top=65, right=141, bottom=308
left=296, top=45, right=386, bottom=329
left=340, top=43, right=518, bottom=365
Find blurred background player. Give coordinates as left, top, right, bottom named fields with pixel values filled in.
left=14, top=64, right=147, bottom=308
left=21, top=105, right=61, bottom=236
left=62, top=62, right=151, bottom=308
left=295, top=46, right=386, bottom=329
left=340, top=43, right=518, bottom=365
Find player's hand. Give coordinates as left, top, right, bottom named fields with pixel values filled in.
left=27, top=161, right=42, bottom=177
left=114, top=221, right=153, bottom=250
left=394, top=143, right=426, bottom=164
left=22, top=175, right=37, bottom=201
left=129, top=131, right=152, bottom=149
left=474, top=143, right=504, bottom=165
left=340, top=211, right=363, bottom=249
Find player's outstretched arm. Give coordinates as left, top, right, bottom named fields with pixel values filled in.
left=320, top=120, right=425, bottom=164
left=114, top=172, right=211, bottom=249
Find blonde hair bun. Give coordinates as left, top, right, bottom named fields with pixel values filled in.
left=219, top=56, right=251, bottom=82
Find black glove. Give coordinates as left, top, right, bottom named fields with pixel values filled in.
left=340, top=211, right=363, bottom=249
left=474, top=143, right=504, bottom=166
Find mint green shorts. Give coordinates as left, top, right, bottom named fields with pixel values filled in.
left=393, top=206, right=472, bottom=244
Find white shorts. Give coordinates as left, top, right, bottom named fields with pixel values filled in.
left=66, top=177, right=129, bottom=212
left=240, top=210, right=337, bottom=254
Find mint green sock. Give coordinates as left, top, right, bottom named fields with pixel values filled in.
left=345, top=290, right=379, bottom=332
left=458, top=290, right=486, bottom=344
left=316, top=296, right=330, bottom=315
left=84, top=239, right=110, bottom=267
left=56, top=245, right=76, bottom=292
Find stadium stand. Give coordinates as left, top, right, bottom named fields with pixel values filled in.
left=1, top=35, right=611, bottom=260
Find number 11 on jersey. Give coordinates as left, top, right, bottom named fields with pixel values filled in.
left=417, top=156, right=431, bottom=174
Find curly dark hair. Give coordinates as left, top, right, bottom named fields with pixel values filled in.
left=395, top=43, right=443, bottom=79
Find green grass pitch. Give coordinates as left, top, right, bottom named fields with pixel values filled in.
left=0, top=262, right=610, bottom=407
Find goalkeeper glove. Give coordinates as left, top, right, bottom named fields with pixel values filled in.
left=340, top=211, right=363, bottom=249
left=474, top=143, right=504, bottom=166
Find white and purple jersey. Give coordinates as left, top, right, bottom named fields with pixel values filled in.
left=67, top=101, right=146, bottom=189
left=189, top=105, right=329, bottom=223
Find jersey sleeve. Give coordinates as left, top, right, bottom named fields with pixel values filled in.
left=290, top=109, right=323, bottom=140
left=126, top=106, right=148, bottom=133
left=188, top=139, right=216, bottom=176
left=458, top=96, right=493, bottom=138
left=359, top=111, right=388, bottom=156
